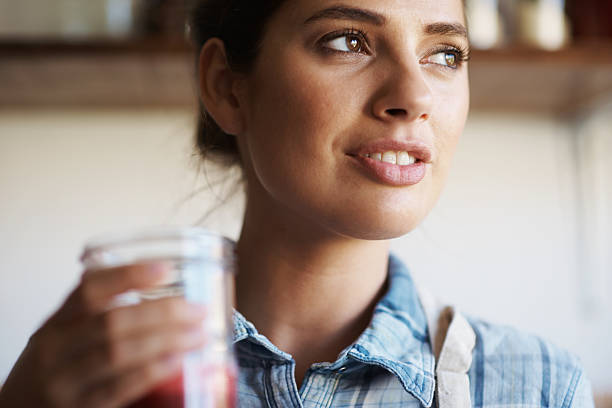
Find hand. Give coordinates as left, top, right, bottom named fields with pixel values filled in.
left=0, top=263, right=207, bottom=408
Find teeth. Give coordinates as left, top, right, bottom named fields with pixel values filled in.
left=397, top=151, right=411, bottom=165
left=382, top=151, right=396, bottom=164
left=363, top=151, right=416, bottom=166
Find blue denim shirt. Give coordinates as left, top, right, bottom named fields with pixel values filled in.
left=231, top=254, right=594, bottom=407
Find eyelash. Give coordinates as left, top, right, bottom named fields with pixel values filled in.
left=319, top=28, right=371, bottom=55
left=425, top=44, right=471, bottom=69
left=318, top=28, right=471, bottom=69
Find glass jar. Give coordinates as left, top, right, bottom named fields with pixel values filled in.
left=80, top=227, right=237, bottom=408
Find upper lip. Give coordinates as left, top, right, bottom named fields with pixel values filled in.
left=347, top=138, right=434, bottom=163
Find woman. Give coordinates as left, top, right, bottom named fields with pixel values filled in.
left=0, top=0, right=595, bottom=406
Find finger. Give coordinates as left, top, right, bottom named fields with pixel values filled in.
left=75, top=262, right=170, bottom=317
left=77, top=353, right=183, bottom=408
left=57, top=298, right=207, bottom=360
left=58, top=323, right=206, bottom=387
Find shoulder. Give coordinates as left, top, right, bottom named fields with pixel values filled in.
left=464, top=315, right=594, bottom=408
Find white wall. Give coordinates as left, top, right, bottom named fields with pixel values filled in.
left=0, top=107, right=610, bottom=393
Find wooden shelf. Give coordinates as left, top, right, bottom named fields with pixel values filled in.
left=469, top=42, right=612, bottom=114
left=1, top=38, right=612, bottom=114
left=0, top=38, right=197, bottom=108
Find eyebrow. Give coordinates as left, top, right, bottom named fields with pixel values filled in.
left=424, top=22, right=468, bottom=40
left=303, top=6, right=386, bottom=26
left=303, top=5, right=468, bottom=40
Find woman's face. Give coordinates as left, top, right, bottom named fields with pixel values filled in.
left=236, top=0, right=469, bottom=240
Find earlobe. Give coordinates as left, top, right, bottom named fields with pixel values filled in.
left=198, top=38, right=246, bottom=136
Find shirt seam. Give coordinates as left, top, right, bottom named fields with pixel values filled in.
left=323, top=372, right=342, bottom=408
left=300, top=369, right=315, bottom=403
left=317, top=371, right=338, bottom=408
left=561, top=364, right=583, bottom=408
left=263, top=361, right=279, bottom=408
left=285, top=362, right=301, bottom=408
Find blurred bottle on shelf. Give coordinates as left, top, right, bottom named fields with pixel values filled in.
left=133, top=0, right=187, bottom=39
left=0, top=0, right=187, bottom=40
left=105, top=0, right=136, bottom=37
left=0, top=0, right=137, bottom=39
left=516, top=0, right=570, bottom=50
left=466, top=0, right=505, bottom=49
left=57, top=0, right=137, bottom=38
left=467, top=0, right=572, bottom=50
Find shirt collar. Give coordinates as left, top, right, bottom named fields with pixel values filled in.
left=231, top=252, right=435, bottom=407
left=345, top=253, right=435, bottom=406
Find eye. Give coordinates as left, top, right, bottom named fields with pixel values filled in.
left=427, top=50, right=460, bottom=68
left=321, top=30, right=370, bottom=54
left=423, top=46, right=470, bottom=69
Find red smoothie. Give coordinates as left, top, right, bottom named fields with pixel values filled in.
left=128, top=364, right=237, bottom=408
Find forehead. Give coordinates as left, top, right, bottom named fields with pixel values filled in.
left=281, top=0, right=466, bottom=26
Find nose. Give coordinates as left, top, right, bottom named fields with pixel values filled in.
left=371, top=61, right=433, bottom=123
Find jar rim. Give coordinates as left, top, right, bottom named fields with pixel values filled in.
left=80, top=226, right=235, bottom=264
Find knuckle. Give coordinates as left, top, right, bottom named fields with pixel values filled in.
left=166, top=334, right=183, bottom=351
left=45, top=376, right=73, bottom=407
left=35, top=329, right=61, bottom=368
left=101, top=310, right=120, bottom=337
left=125, top=264, right=146, bottom=286
left=141, top=362, right=161, bottom=383
left=84, top=345, right=107, bottom=373
left=85, top=380, right=119, bottom=408
left=104, top=340, right=125, bottom=369
left=77, top=282, right=98, bottom=312
left=166, top=298, right=186, bottom=320
left=105, top=380, right=123, bottom=406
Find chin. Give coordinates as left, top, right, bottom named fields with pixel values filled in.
left=318, top=205, right=428, bottom=241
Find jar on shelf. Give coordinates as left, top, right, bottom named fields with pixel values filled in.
left=133, top=0, right=187, bottom=39
left=515, top=0, right=571, bottom=50
left=466, top=0, right=505, bottom=49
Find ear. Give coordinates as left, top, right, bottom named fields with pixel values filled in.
left=198, top=38, right=246, bottom=136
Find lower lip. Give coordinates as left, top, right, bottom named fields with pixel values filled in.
left=349, top=155, right=427, bottom=186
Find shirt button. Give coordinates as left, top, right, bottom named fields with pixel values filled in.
left=338, top=366, right=347, bottom=372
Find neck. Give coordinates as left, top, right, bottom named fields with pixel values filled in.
left=234, top=186, right=390, bottom=365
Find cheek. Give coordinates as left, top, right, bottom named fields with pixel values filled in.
left=244, top=53, right=364, bottom=193
left=431, top=77, right=469, bottom=177
left=242, top=56, right=349, bottom=212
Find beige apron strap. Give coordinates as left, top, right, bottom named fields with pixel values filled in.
left=417, top=285, right=476, bottom=408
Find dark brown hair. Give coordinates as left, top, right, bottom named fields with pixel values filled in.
left=188, top=1, right=287, bottom=169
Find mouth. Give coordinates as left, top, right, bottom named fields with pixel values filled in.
left=346, top=140, right=432, bottom=186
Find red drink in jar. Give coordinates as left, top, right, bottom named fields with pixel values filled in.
left=81, top=228, right=238, bottom=408
left=128, top=363, right=237, bottom=408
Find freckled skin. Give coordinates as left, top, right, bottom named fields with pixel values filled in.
left=236, top=0, right=469, bottom=240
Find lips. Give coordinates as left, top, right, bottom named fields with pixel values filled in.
left=346, top=139, right=433, bottom=186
